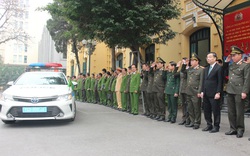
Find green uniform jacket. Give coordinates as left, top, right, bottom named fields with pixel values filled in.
left=165, top=71, right=180, bottom=95
left=100, top=76, right=107, bottom=90
left=90, top=78, right=95, bottom=91
left=104, top=77, right=111, bottom=91
left=77, top=78, right=83, bottom=90
left=98, top=77, right=103, bottom=91
left=120, top=75, right=128, bottom=92
left=129, top=72, right=141, bottom=93
left=111, top=78, right=117, bottom=92
left=84, top=77, right=91, bottom=90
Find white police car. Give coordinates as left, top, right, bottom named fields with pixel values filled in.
left=0, top=72, right=76, bottom=124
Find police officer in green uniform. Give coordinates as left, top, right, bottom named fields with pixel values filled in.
left=97, top=73, right=103, bottom=104
left=129, top=64, right=141, bottom=115
left=151, top=57, right=166, bottom=121
left=120, top=68, right=128, bottom=111
left=224, top=46, right=250, bottom=138
left=90, top=73, right=96, bottom=103
left=77, top=73, right=83, bottom=101
left=125, top=66, right=132, bottom=112
left=84, top=73, right=91, bottom=103
left=181, top=53, right=204, bottom=129
left=100, top=69, right=107, bottom=105
left=165, top=61, right=180, bottom=123
left=94, top=74, right=100, bottom=103
left=104, top=72, right=112, bottom=105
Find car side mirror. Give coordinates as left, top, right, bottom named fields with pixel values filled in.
left=7, top=81, right=14, bottom=86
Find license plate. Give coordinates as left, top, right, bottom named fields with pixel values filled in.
left=22, top=107, right=47, bottom=113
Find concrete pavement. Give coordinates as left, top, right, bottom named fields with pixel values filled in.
left=0, top=101, right=250, bottom=156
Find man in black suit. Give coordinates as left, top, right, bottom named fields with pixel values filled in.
left=201, top=52, right=223, bottom=133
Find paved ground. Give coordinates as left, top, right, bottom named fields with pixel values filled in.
left=0, top=101, right=250, bottom=156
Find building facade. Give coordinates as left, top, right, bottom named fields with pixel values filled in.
left=66, top=0, right=248, bottom=75
left=38, top=26, right=66, bottom=68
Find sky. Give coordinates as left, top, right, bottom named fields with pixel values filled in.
left=29, top=0, right=53, bottom=42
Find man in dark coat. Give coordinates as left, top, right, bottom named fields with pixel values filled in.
left=201, top=52, right=223, bottom=133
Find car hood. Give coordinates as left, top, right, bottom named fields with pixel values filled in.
left=3, top=85, right=71, bottom=97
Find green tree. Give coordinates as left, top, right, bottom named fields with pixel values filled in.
left=44, top=11, right=81, bottom=74
left=51, top=0, right=180, bottom=50
left=44, top=0, right=180, bottom=67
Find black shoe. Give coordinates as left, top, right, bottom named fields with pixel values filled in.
left=185, top=123, right=194, bottom=127
left=209, top=128, right=219, bottom=133
left=236, top=131, right=244, bottom=138
left=178, top=120, right=186, bottom=125
left=193, top=125, right=200, bottom=129
left=170, top=119, right=176, bottom=123
left=157, top=116, right=165, bottom=121
left=154, top=115, right=160, bottom=120
left=164, top=118, right=171, bottom=122
left=202, top=126, right=213, bottom=131
left=225, top=130, right=237, bottom=135
left=150, top=115, right=156, bottom=119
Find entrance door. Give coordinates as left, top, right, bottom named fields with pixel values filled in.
left=190, top=28, right=210, bottom=66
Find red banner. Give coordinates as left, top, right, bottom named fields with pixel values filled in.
left=224, top=7, right=250, bottom=56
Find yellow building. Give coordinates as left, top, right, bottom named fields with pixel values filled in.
left=66, top=0, right=249, bottom=75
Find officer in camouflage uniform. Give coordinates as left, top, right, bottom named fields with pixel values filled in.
left=224, top=46, right=250, bottom=138
left=165, top=61, right=180, bottom=123
left=181, top=53, right=204, bottom=129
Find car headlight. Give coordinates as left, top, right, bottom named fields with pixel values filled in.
left=0, top=93, right=14, bottom=101
left=57, top=93, right=72, bottom=101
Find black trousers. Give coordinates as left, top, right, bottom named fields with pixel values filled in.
left=203, top=96, right=221, bottom=129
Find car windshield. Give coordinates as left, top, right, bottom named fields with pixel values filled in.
left=15, top=72, right=68, bottom=85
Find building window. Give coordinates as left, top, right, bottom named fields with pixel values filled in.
left=18, top=55, right=22, bottom=63
left=83, top=62, right=87, bottom=74
left=13, top=55, right=17, bottom=63
left=24, top=56, right=27, bottom=63
left=116, top=53, right=123, bottom=68
left=145, top=44, right=155, bottom=63
left=25, top=44, right=27, bottom=52
left=190, top=28, right=210, bottom=66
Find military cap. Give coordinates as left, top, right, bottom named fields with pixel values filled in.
left=230, top=46, right=244, bottom=55
left=156, top=57, right=166, bottom=64
left=190, top=53, right=201, bottom=61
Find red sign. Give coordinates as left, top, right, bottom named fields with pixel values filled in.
left=224, top=7, right=250, bottom=56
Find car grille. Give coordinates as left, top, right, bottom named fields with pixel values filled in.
left=8, top=106, right=62, bottom=118
left=13, top=96, right=57, bottom=103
